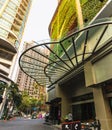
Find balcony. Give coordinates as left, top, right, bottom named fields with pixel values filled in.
left=0, top=24, right=18, bottom=53
left=0, top=64, right=10, bottom=76
left=0, top=37, right=17, bottom=54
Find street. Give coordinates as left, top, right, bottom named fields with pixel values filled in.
left=0, top=118, right=60, bottom=130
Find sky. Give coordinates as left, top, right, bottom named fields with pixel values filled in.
left=22, top=0, right=58, bottom=43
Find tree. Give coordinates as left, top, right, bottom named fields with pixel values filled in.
left=8, top=83, right=22, bottom=108
left=18, top=91, right=40, bottom=114
left=0, top=81, right=7, bottom=95
left=1, top=82, right=22, bottom=119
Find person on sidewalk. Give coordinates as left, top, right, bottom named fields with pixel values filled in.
left=45, top=111, right=49, bottom=122
left=67, top=112, right=73, bottom=122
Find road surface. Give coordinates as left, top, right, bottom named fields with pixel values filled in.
left=0, top=118, right=60, bottom=130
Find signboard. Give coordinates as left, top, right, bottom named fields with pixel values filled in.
left=62, top=121, right=81, bottom=130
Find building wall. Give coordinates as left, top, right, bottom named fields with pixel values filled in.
left=17, top=42, right=47, bottom=99
left=93, top=53, right=112, bottom=83
left=49, top=0, right=107, bottom=41
left=47, top=1, right=112, bottom=129
left=17, top=69, right=47, bottom=99
left=0, top=0, right=32, bottom=82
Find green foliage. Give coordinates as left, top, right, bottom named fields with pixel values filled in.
left=49, top=38, right=71, bottom=61
left=82, top=0, right=108, bottom=23
left=18, top=91, right=40, bottom=113
left=29, top=98, right=38, bottom=107
left=13, top=94, right=22, bottom=107
left=9, top=83, right=22, bottom=108
left=50, top=0, right=77, bottom=40
left=0, top=81, right=22, bottom=108
left=0, top=81, right=7, bottom=95
left=50, top=0, right=108, bottom=60
left=80, top=0, right=88, bottom=5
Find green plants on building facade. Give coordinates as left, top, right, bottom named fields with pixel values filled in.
left=81, top=0, right=108, bottom=24
left=49, top=0, right=108, bottom=62
left=50, top=0, right=77, bottom=40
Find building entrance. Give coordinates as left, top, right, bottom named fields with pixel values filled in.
left=49, top=98, right=61, bottom=124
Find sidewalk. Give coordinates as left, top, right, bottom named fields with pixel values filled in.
left=44, top=121, right=62, bottom=130
left=53, top=124, right=61, bottom=130
left=0, top=117, right=16, bottom=122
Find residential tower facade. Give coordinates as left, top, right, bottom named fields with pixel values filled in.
left=0, top=0, right=32, bottom=83
left=0, top=0, right=32, bottom=118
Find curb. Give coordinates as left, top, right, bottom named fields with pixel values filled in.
left=43, top=122, right=62, bottom=130
left=53, top=125, right=62, bottom=130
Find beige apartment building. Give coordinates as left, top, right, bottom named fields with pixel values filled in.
left=17, top=68, right=47, bottom=100
left=0, top=0, right=32, bottom=118
left=0, top=0, right=32, bottom=84
left=17, top=42, right=47, bottom=100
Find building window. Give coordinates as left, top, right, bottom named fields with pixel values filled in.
left=72, top=102, right=96, bottom=121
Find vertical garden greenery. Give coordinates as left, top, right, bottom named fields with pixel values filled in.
left=81, top=0, right=108, bottom=23
left=50, top=0, right=77, bottom=41
left=49, top=0, right=107, bottom=61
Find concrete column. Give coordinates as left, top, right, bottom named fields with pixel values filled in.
left=75, top=0, right=84, bottom=28
left=60, top=97, right=70, bottom=121
left=56, top=84, right=71, bottom=121
left=84, top=61, right=96, bottom=87
left=93, top=87, right=112, bottom=130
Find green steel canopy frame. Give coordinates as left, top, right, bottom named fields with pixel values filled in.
left=19, top=18, right=112, bottom=88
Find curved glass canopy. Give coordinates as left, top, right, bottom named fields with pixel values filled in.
left=19, top=18, right=112, bottom=87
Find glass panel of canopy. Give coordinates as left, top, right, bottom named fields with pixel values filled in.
left=19, top=18, right=112, bottom=88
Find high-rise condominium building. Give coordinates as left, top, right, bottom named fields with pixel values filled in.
left=17, top=42, right=47, bottom=101
left=0, top=0, right=32, bottom=84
